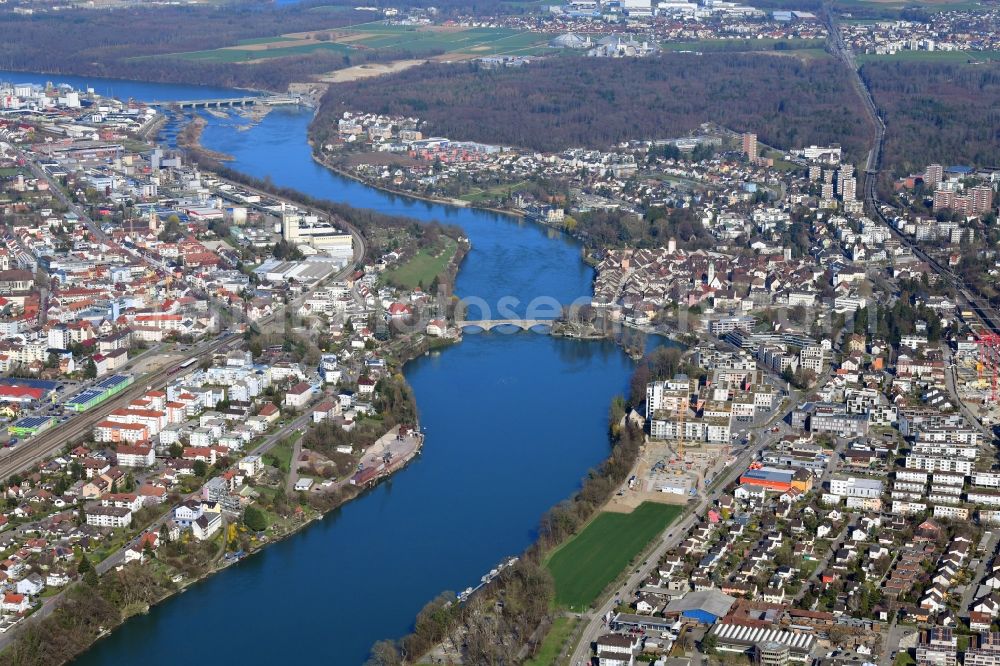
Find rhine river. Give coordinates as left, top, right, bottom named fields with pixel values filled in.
left=1, top=72, right=644, bottom=664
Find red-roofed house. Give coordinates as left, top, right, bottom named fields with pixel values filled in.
left=114, top=444, right=155, bottom=468
left=183, top=447, right=216, bottom=465
left=138, top=484, right=167, bottom=506
left=284, top=382, right=313, bottom=409
left=258, top=402, right=280, bottom=423
left=312, top=400, right=338, bottom=423
left=123, top=532, right=159, bottom=564
left=2, top=592, right=28, bottom=613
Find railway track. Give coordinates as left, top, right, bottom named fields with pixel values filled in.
left=0, top=147, right=368, bottom=482
left=824, top=4, right=1000, bottom=337
left=0, top=333, right=233, bottom=480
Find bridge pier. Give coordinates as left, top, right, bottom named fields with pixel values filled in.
left=457, top=319, right=554, bottom=332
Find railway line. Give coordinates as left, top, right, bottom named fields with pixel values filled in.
left=0, top=334, right=231, bottom=480
left=0, top=246, right=363, bottom=482
left=824, top=4, right=1000, bottom=337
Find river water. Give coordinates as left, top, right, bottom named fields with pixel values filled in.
left=0, top=73, right=644, bottom=664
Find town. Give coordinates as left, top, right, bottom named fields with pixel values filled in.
left=0, top=0, right=999, bottom=657
left=0, top=80, right=477, bottom=641
left=306, top=65, right=1000, bottom=666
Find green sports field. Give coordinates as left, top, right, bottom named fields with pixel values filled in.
left=546, top=502, right=682, bottom=611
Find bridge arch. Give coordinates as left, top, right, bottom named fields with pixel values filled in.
left=456, top=319, right=554, bottom=332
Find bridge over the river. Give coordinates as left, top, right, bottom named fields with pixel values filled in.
left=456, top=319, right=554, bottom=332
left=146, top=95, right=303, bottom=109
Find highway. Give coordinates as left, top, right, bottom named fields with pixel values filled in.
left=824, top=10, right=1000, bottom=664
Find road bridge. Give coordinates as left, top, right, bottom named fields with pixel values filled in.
left=146, top=94, right=303, bottom=109
left=456, top=319, right=554, bottom=332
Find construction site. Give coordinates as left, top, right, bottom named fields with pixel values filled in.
left=956, top=335, right=1000, bottom=426
left=605, top=435, right=732, bottom=513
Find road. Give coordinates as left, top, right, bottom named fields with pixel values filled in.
left=880, top=622, right=917, bottom=666
left=566, top=315, right=847, bottom=665
left=822, top=8, right=1000, bottom=337
left=960, top=532, right=997, bottom=613
left=793, top=518, right=856, bottom=603
left=566, top=400, right=801, bottom=666
left=942, top=345, right=993, bottom=439
left=0, top=401, right=320, bottom=651
left=0, top=149, right=366, bottom=483
left=824, top=15, right=1000, bottom=663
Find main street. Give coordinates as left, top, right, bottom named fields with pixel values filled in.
left=566, top=394, right=806, bottom=666
left=566, top=317, right=843, bottom=665
left=942, top=345, right=993, bottom=440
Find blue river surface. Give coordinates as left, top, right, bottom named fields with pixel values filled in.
left=0, top=73, right=655, bottom=664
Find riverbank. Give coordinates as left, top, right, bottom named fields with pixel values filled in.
left=309, top=150, right=670, bottom=362
left=313, top=153, right=529, bottom=220
left=176, top=116, right=233, bottom=162
left=62, top=91, right=639, bottom=666
left=6, top=330, right=451, bottom=665
left=1, top=137, right=471, bottom=665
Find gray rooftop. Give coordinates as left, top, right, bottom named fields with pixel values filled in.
left=664, top=589, right=737, bottom=618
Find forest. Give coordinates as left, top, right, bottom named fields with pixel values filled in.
left=0, top=1, right=401, bottom=90
left=0, top=0, right=545, bottom=90
left=863, top=60, right=1000, bottom=176
left=571, top=205, right=717, bottom=250
left=315, top=54, right=873, bottom=156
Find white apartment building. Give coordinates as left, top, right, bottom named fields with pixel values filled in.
left=85, top=505, right=132, bottom=528
left=905, top=454, right=972, bottom=475
left=829, top=476, right=883, bottom=499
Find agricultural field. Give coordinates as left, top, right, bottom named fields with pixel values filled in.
left=167, top=23, right=552, bottom=64
left=857, top=49, right=1000, bottom=63
left=171, top=40, right=352, bottom=64
left=833, top=0, right=989, bottom=10
left=546, top=502, right=682, bottom=611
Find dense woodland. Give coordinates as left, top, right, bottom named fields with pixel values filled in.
left=0, top=0, right=544, bottom=89
left=573, top=206, right=717, bottom=249
left=0, top=561, right=182, bottom=666
left=863, top=60, right=1000, bottom=177
left=316, top=55, right=873, bottom=156
left=0, top=2, right=394, bottom=90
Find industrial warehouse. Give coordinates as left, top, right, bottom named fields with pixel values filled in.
left=65, top=374, right=134, bottom=413
left=709, top=622, right=817, bottom=661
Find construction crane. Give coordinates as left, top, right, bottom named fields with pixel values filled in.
left=676, top=390, right=687, bottom=461
left=977, top=333, right=1000, bottom=402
